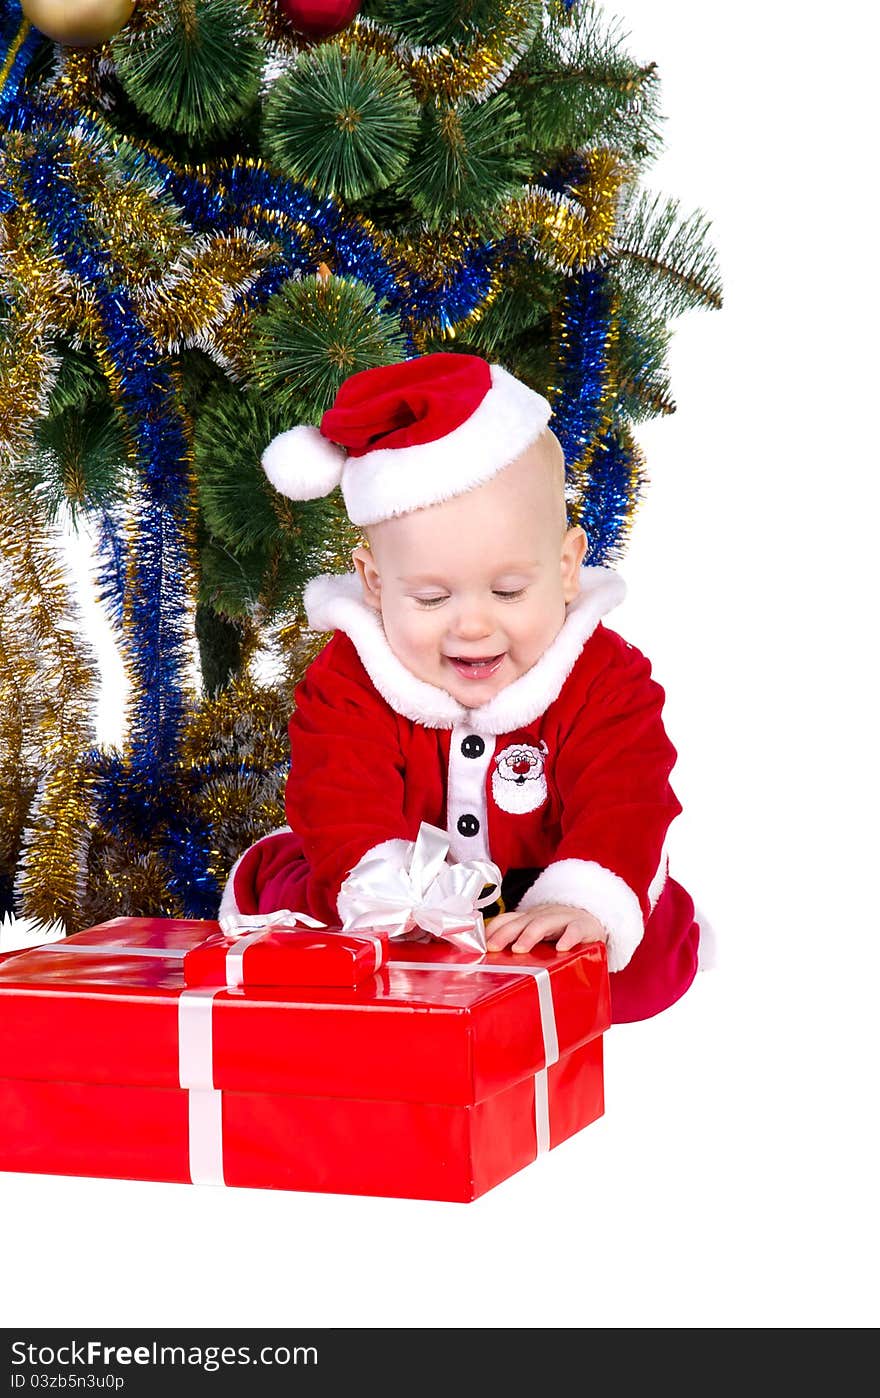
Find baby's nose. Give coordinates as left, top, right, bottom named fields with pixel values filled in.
left=451, top=603, right=495, bottom=640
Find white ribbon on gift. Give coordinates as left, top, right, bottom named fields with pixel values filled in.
left=180, top=909, right=389, bottom=1183
left=178, top=987, right=227, bottom=1185
left=337, top=821, right=502, bottom=955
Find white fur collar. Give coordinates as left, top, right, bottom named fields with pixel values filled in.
left=304, top=567, right=626, bottom=735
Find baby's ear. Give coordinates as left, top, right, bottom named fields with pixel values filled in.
left=560, top=526, right=588, bottom=602
left=352, top=545, right=383, bottom=610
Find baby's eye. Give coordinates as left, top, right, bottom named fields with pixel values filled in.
left=493, top=588, right=526, bottom=600
left=413, top=595, right=448, bottom=608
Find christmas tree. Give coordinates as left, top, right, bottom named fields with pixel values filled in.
left=0, top=0, right=721, bottom=937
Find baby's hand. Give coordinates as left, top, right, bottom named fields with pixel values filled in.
left=485, top=904, right=606, bottom=954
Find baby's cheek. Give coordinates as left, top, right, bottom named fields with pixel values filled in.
left=411, top=613, right=440, bottom=650
left=409, top=614, right=445, bottom=666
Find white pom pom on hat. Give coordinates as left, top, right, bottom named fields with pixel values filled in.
left=259, top=352, right=552, bottom=528
left=261, top=424, right=345, bottom=500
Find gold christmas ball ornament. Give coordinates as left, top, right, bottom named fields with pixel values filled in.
left=20, top=0, right=137, bottom=48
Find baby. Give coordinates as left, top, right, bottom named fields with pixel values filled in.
left=222, top=352, right=708, bottom=1023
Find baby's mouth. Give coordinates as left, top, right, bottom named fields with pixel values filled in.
left=447, top=654, right=506, bottom=680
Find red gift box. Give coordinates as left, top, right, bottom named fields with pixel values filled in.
left=183, top=924, right=388, bottom=988
left=0, top=916, right=611, bottom=1203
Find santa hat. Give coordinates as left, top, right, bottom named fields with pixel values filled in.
left=260, top=352, right=552, bottom=527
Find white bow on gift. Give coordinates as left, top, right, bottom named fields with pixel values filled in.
left=337, top=822, right=502, bottom=955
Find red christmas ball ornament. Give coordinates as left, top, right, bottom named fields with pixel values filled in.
left=276, top=1, right=363, bottom=42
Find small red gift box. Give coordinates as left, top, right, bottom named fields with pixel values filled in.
left=0, top=916, right=610, bottom=1203
left=183, top=924, right=388, bottom=988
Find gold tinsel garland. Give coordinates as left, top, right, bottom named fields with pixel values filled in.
left=0, top=490, right=99, bottom=929
left=502, top=153, right=629, bottom=274
left=0, top=142, right=98, bottom=927
left=180, top=667, right=292, bottom=888
left=139, top=230, right=276, bottom=353
left=0, top=185, right=74, bottom=465
left=0, top=575, right=41, bottom=872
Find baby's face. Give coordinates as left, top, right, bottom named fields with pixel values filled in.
left=352, top=430, right=586, bottom=708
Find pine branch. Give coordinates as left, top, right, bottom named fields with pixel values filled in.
left=262, top=42, right=420, bottom=202
left=247, top=274, right=408, bottom=419
left=506, top=59, right=657, bottom=93
left=110, top=0, right=265, bottom=140
left=506, top=9, right=665, bottom=163
left=399, top=92, right=532, bottom=227
left=611, top=188, right=723, bottom=319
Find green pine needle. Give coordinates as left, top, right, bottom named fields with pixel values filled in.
left=194, top=603, right=247, bottom=695
left=611, top=292, right=677, bottom=423
left=248, top=273, right=408, bottom=419
left=199, top=535, right=270, bottom=621
left=8, top=375, right=130, bottom=528
left=194, top=384, right=293, bottom=554
left=111, top=0, right=264, bottom=140
left=399, top=93, right=532, bottom=228
left=35, top=405, right=129, bottom=522
left=461, top=260, right=563, bottom=358
left=262, top=43, right=420, bottom=202
left=44, top=345, right=109, bottom=414
left=612, top=187, right=724, bottom=320
left=199, top=502, right=356, bottom=624
left=509, top=1, right=664, bottom=161
left=493, top=327, right=560, bottom=401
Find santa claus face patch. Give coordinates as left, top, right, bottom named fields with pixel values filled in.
left=491, top=740, right=549, bottom=815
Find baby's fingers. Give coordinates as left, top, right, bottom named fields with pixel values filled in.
left=510, top=914, right=559, bottom=953
left=485, top=913, right=527, bottom=951
left=556, top=911, right=604, bottom=956
left=555, top=919, right=605, bottom=952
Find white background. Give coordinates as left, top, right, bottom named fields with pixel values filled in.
left=2, top=0, right=878, bottom=1330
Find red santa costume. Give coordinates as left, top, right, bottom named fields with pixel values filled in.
left=222, top=353, right=711, bottom=1024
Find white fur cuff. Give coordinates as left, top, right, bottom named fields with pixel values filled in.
left=517, top=858, right=645, bottom=972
